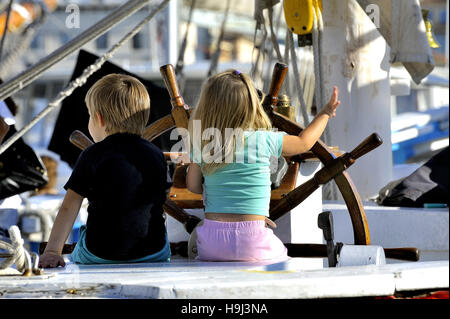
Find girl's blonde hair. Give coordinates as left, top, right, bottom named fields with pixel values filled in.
left=189, top=70, right=272, bottom=175
left=85, top=74, right=150, bottom=135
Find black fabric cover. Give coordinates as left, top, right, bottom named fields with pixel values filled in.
left=48, top=50, right=174, bottom=168
left=0, top=96, right=48, bottom=200
left=378, top=147, right=449, bottom=207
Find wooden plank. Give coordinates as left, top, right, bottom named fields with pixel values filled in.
left=168, top=187, right=203, bottom=209
left=270, top=162, right=299, bottom=206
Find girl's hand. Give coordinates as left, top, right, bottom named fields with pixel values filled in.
left=38, top=251, right=66, bottom=268
left=322, top=86, right=341, bottom=118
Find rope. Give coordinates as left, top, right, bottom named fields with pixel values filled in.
left=207, top=0, right=231, bottom=77
left=312, top=7, right=332, bottom=142
left=175, top=0, right=197, bottom=93
left=263, top=5, right=284, bottom=93
left=312, top=9, right=323, bottom=118
left=0, top=0, right=155, bottom=102
left=267, top=6, right=283, bottom=63
left=0, top=0, right=170, bottom=156
left=303, top=46, right=316, bottom=113
left=0, top=225, right=32, bottom=275
left=250, top=20, right=268, bottom=88
left=0, top=2, right=9, bottom=14
left=257, top=5, right=309, bottom=126
left=317, top=9, right=327, bottom=120
left=0, top=0, right=14, bottom=61
left=0, top=7, right=46, bottom=79
left=288, top=30, right=310, bottom=126
left=283, top=28, right=292, bottom=98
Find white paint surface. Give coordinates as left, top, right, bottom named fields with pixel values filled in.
left=0, top=258, right=447, bottom=299
left=324, top=200, right=449, bottom=262
left=321, top=0, right=393, bottom=200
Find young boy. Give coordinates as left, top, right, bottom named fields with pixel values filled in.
left=39, top=74, right=171, bottom=267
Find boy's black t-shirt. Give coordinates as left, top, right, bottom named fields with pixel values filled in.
left=64, top=133, right=171, bottom=260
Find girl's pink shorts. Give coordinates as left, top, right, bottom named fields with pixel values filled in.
left=195, top=219, right=289, bottom=262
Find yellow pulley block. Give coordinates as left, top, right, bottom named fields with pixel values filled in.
left=422, top=9, right=440, bottom=49
left=284, top=0, right=322, bottom=35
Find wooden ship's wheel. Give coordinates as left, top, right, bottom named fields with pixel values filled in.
left=50, top=63, right=419, bottom=262
left=152, top=62, right=374, bottom=245
left=263, top=63, right=374, bottom=245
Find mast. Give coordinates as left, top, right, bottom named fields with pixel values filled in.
left=446, top=0, right=449, bottom=69
left=167, top=0, right=179, bottom=65
left=319, top=0, right=393, bottom=200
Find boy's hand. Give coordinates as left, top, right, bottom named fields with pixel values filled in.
left=38, top=251, right=66, bottom=268
left=322, top=86, right=341, bottom=118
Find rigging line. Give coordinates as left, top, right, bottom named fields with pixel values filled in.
left=303, top=46, right=315, bottom=112
left=0, top=7, right=46, bottom=78
left=251, top=6, right=272, bottom=81
left=283, top=27, right=292, bottom=98
left=0, top=0, right=14, bottom=62
left=250, top=20, right=268, bottom=84
left=263, top=4, right=284, bottom=93
left=0, top=26, right=35, bottom=79
left=175, top=0, right=197, bottom=93
left=312, top=8, right=323, bottom=114
left=0, top=0, right=155, bottom=102
left=259, top=22, right=271, bottom=88
left=250, top=12, right=263, bottom=80
left=0, top=3, right=9, bottom=14
left=175, top=0, right=196, bottom=75
left=0, top=226, right=28, bottom=274
left=316, top=8, right=331, bottom=144
left=317, top=8, right=326, bottom=115
left=0, top=0, right=170, bottom=156
left=207, top=0, right=232, bottom=77
left=288, top=30, right=310, bottom=126
left=268, top=5, right=282, bottom=62
left=250, top=24, right=259, bottom=78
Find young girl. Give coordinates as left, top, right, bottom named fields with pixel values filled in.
left=186, top=70, right=340, bottom=262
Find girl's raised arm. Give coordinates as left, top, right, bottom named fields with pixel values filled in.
left=282, top=86, right=340, bottom=156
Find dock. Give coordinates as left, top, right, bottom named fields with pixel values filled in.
left=0, top=257, right=448, bottom=299
left=1, top=200, right=448, bottom=299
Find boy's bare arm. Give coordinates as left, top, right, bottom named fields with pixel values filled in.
left=39, top=189, right=83, bottom=268
left=282, top=86, right=341, bottom=156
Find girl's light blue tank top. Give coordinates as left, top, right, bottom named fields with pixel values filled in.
left=199, top=130, right=284, bottom=216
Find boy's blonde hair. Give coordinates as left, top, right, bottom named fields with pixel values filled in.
left=85, top=74, right=150, bottom=135
left=189, top=70, right=272, bottom=175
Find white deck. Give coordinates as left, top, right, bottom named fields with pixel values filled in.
left=167, top=200, right=449, bottom=264
left=2, top=197, right=448, bottom=299
left=0, top=258, right=447, bottom=299
left=325, top=201, right=449, bottom=262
